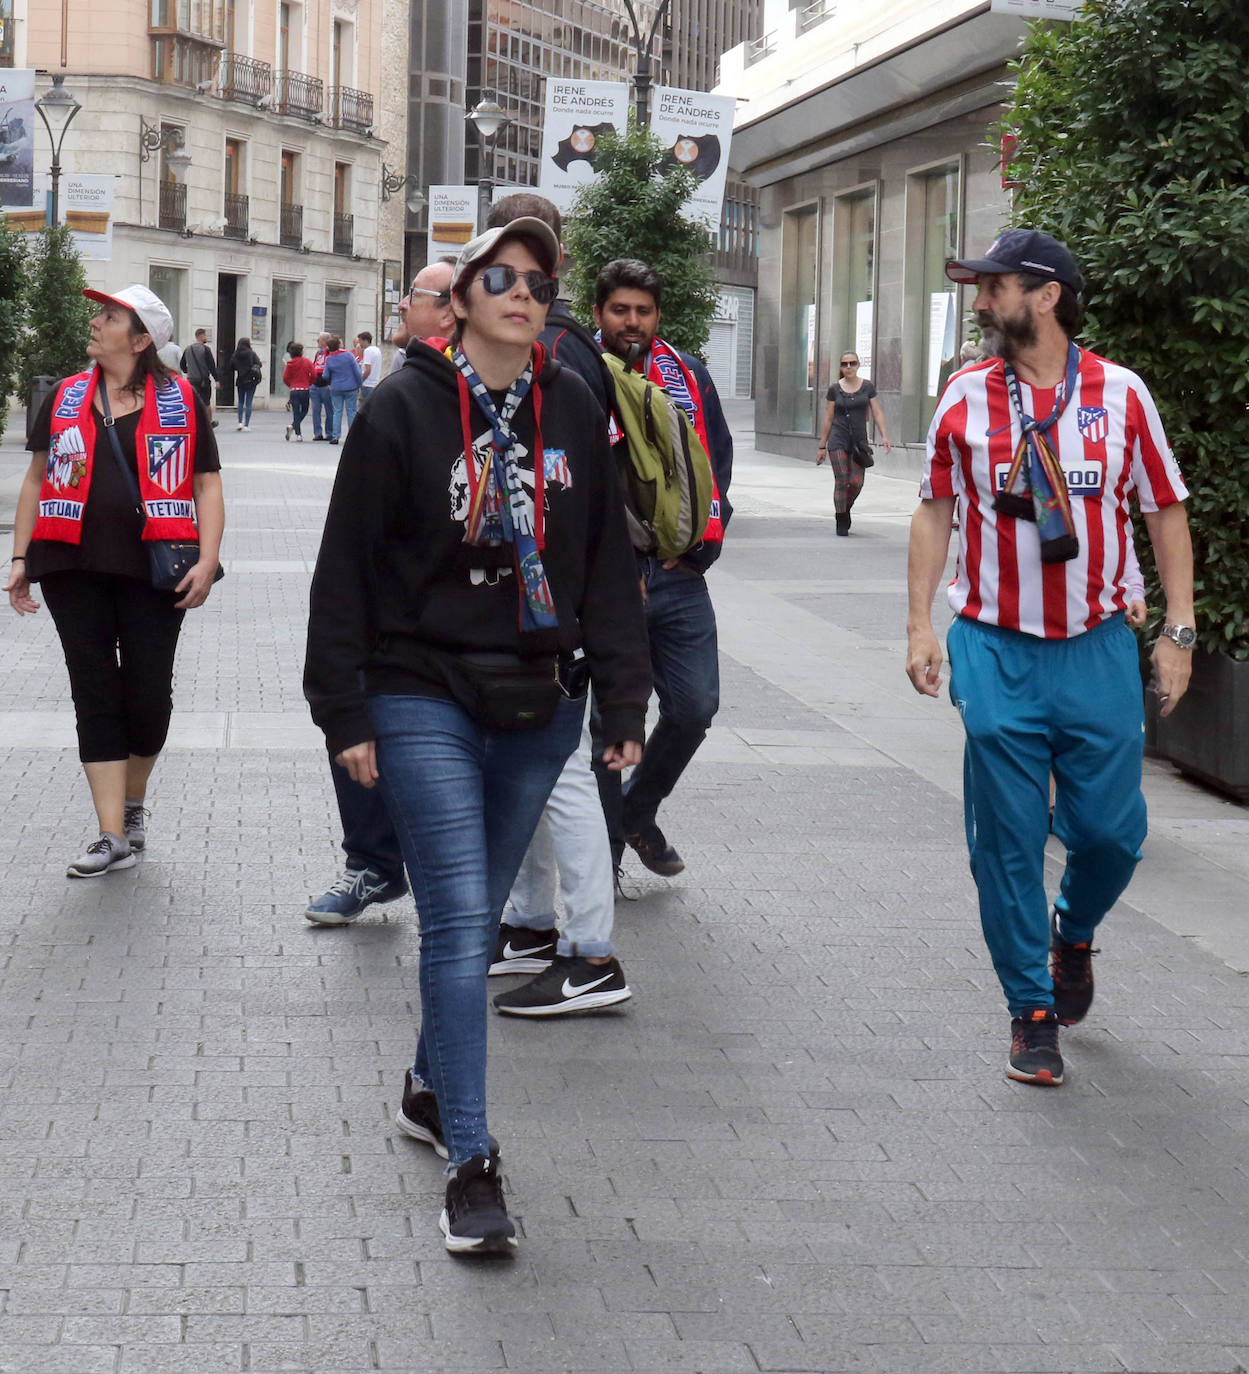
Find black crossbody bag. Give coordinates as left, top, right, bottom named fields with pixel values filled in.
left=100, top=386, right=225, bottom=592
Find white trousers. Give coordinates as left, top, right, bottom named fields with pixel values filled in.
left=506, top=722, right=615, bottom=957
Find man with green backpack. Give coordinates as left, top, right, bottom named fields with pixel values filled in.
left=592, top=258, right=734, bottom=879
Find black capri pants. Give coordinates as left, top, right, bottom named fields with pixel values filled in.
left=40, top=572, right=186, bottom=763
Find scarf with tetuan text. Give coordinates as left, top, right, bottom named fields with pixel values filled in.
left=645, top=339, right=724, bottom=545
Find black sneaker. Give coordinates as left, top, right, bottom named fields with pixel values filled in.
left=440, top=1154, right=517, bottom=1254
left=1050, top=911, right=1098, bottom=1027
left=613, top=866, right=640, bottom=901
left=489, top=922, right=557, bottom=975
left=493, top=955, right=631, bottom=1017
left=625, top=824, right=685, bottom=876
left=394, top=1070, right=498, bottom=1159
left=1006, top=1008, right=1063, bottom=1086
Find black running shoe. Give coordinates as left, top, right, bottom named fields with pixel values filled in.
left=394, top=1070, right=498, bottom=1159
left=1050, top=910, right=1098, bottom=1027
left=625, top=824, right=684, bottom=876
left=440, top=1154, right=517, bottom=1254
left=1006, top=1008, right=1063, bottom=1086
left=489, top=922, right=557, bottom=975
left=493, top=955, right=631, bottom=1017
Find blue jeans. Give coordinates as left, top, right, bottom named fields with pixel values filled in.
left=310, top=385, right=332, bottom=437
left=606, top=560, right=719, bottom=849
left=947, top=614, right=1147, bottom=1016
left=330, top=388, right=358, bottom=439
left=289, top=389, right=310, bottom=435
left=236, top=384, right=256, bottom=425
left=370, top=692, right=585, bottom=1166
left=330, top=756, right=403, bottom=881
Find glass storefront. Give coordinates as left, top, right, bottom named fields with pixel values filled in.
left=778, top=201, right=819, bottom=434
left=270, top=279, right=300, bottom=394
left=910, top=163, right=961, bottom=439
left=148, top=264, right=187, bottom=347
left=831, top=188, right=876, bottom=380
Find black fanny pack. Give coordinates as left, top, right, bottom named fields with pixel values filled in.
left=432, top=650, right=567, bottom=732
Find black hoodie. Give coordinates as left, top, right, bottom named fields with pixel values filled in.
left=304, top=341, right=651, bottom=756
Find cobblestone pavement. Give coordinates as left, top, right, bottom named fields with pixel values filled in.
left=2, top=402, right=1249, bottom=1373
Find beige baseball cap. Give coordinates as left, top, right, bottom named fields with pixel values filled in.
left=83, top=284, right=175, bottom=350
left=451, top=217, right=560, bottom=294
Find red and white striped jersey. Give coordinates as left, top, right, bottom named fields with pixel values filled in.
left=921, top=350, right=1187, bottom=639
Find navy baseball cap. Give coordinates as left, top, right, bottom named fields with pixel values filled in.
left=946, top=228, right=1084, bottom=295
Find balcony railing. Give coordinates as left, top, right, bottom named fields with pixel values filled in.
left=327, top=85, right=373, bottom=134
left=332, top=211, right=353, bottom=256
left=280, top=202, right=303, bottom=249
left=274, top=69, right=324, bottom=121
left=158, top=179, right=187, bottom=231
left=797, top=0, right=835, bottom=34
left=745, top=29, right=777, bottom=66
left=224, top=190, right=249, bottom=239
left=220, top=51, right=272, bottom=104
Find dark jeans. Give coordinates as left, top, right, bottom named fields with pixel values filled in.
left=41, top=571, right=185, bottom=763
left=594, top=559, right=719, bottom=856
left=371, top=692, right=584, bottom=1165
left=310, top=386, right=332, bottom=437
left=191, top=377, right=213, bottom=411
left=236, top=384, right=257, bottom=425
left=330, top=754, right=404, bottom=880
left=289, top=389, right=310, bottom=435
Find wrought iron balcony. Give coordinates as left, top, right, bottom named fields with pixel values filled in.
left=274, top=69, right=324, bottom=121
left=280, top=202, right=303, bottom=249
left=332, top=211, right=353, bottom=256
left=220, top=51, right=272, bottom=104
left=224, top=190, right=249, bottom=239
left=327, top=85, right=373, bottom=134
left=158, top=179, right=187, bottom=232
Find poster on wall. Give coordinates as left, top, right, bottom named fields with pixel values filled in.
left=650, top=86, right=735, bottom=228
left=427, top=185, right=477, bottom=260
left=0, top=69, right=35, bottom=209
left=250, top=305, right=267, bottom=344
left=538, top=80, right=630, bottom=214
left=854, top=300, right=874, bottom=381
left=990, top=0, right=1083, bottom=18
left=927, top=291, right=957, bottom=397
left=16, top=173, right=116, bottom=258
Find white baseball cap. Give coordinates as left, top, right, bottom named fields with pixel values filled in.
left=83, top=284, right=175, bottom=350
left=451, top=217, right=560, bottom=295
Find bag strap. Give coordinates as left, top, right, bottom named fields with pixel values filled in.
left=98, top=385, right=144, bottom=517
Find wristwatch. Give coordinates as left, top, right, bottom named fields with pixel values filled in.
left=1160, top=623, right=1197, bottom=649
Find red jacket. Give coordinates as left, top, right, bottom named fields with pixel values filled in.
left=283, top=356, right=315, bottom=389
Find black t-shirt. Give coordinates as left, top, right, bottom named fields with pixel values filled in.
left=25, top=386, right=221, bottom=583
left=825, top=378, right=877, bottom=454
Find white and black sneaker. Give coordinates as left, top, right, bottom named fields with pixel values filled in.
left=493, top=955, right=631, bottom=1017
left=67, top=833, right=136, bottom=879
left=394, top=1069, right=498, bottom=1160
left=440, top=1154, right=517, bottom=1254
left=124, top=802, right=149, bottom=852
left=488, top=922, right=557, bottom=975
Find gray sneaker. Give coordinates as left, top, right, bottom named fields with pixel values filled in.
left=67, top=833, right=136, bottom=879
left=124, top=803, right=149, bottom=852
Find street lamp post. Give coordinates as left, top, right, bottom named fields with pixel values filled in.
left=33, top=74, right=82, bottom=227
left=619, top=0, right=674, bottom=129
left=466, top=93, right=510, bottom=233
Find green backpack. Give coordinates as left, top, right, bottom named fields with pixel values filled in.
left=602, top=351, right=714, bottom=561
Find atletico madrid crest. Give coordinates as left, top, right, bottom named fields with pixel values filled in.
left=1077, top=406, right=1108, bottom=443
left=147, top=434, right=190, bottom=495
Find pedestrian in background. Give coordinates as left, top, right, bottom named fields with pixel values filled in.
left=283, top=343, right=314, bottom=441
left=304, top=216, right=648, bottom=1253
left=309, top=332, right=332, bottom=440
left=816, top=352, right=891, bottom=535
left=228, top=336, right=262, bottom=431
left=180, top=328, right=219, bottom=427
left=906, top=228, right=1194, bottom=1088
left=4, top=284, right=224, bottom=877
left=322, top=336, right=362, bottom=445
left=357, top=330, right=382, bottom=408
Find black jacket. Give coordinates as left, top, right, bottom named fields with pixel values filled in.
left=228, top=345, right=261, bottom=386
left=304, top=342, right=651, bottom=756
left=540, top=300, right=611, bottom=417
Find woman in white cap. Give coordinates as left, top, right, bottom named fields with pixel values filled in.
left=305, top=218, right=649, bottom=1254
left=4, top=285, right=225, bottom=876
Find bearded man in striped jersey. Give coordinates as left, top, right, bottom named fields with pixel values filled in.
left=905, top=229, right=1195, bottom=1087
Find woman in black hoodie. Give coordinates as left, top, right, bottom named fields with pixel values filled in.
left=227, top=336, right=262, bottom=430
left=304, top=217, right=649, bottom=1254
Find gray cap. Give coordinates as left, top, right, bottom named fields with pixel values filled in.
left=451, top=217, right=560, bottom=294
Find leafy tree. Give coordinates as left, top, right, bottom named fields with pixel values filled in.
left=0, top=222, right=28, bottom=442
left=19, top=225, right=94, bottom=399
left=562, top=121, right=720, bottom=357
left=1000, top=0, right=1249, bottom=657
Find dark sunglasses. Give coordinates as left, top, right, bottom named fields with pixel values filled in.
left=478, top=264, right=559, bottom=306
left=840, top=359, right=858, bottom=367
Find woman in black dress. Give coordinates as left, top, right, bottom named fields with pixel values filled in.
left=816, top=351, right=892, bottom=534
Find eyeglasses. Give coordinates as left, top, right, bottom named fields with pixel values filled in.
left=408, top=286, right=450, bottom=304
left=478, top=264, right=559, bottom=306
left=840, top=360, right=858, bottom=367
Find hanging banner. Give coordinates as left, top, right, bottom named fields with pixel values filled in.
left=650, top=86, right=735, bottom=228
left=990, top=0, right=1083, bottom=18
left=15, top=173, right=116, bottom=258
left=538, top=79, right=630, bottom=214
left=427, top=185, right=477, bottom=259
left=0, top=69, right=36, bottom=208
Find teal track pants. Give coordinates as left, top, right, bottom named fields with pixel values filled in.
left=947, top=614, right=1147, bottom=1017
